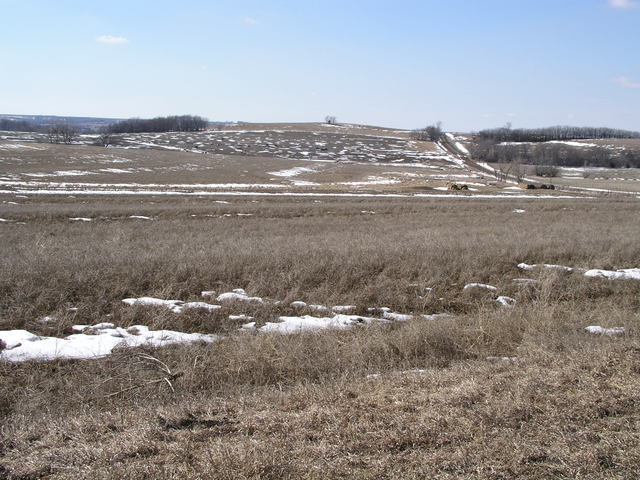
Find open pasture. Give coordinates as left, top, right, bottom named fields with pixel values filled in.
left=1, top=188, right=640, bottom=478
left=1, top=123, right=640, bottom=478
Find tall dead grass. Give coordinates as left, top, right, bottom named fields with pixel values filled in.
left=1, top=195, right=639, bottom=478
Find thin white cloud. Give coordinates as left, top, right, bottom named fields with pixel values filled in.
left=96, top=35, right=128, bottom=45
left=242, top=17, right=259, bottom=24
left=613, top=76, right=640, bottom=88
left=608, top=0, right=639, bottom=9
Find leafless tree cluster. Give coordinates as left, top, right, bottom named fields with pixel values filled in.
left=325, top=116, right=337, bottom=124
left=410, top=122, right=442, bottom=141
left=106, top=115, right=208, bottom=134
left=47, top=123, right=79, bottom=144
left=470, top=140, right=640, bottom=168
left=478, top=125, right=640, bottom=143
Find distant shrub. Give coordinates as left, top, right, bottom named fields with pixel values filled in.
left=535, top=165, right=559, bottom=177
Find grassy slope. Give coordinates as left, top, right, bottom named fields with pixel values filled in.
left=1, top=195, right=639, bottom=478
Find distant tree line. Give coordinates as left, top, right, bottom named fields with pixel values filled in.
left=0, top=118, right=36, bottom=132
left=411, top=122, right=443, bottom=141
left=105, top=115, right=208, bottom=134
left=471, top=141, right=640, bottom=169
left=478, top=125, right=640, bottom=143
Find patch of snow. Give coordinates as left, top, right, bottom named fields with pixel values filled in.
left=517, top=263, right=573, bottom=272
left=583, top=268, right=640, bottom=281
left=463, top=283, right=498, bottom=292
left=259, top=314, right=381, bottom=334
left=180, top=302, right=222, bottom=313
left=290, top=301, right=307, bottom=308
left=382, top=311, right=413, bottom=321
left=128, top=215, right=152, bottom=220
left=69, top=217, right=92, bottom=222
left=455, top=142, right=469, bottom=155
left=291, top=180, right=320, bottom=186
left=421, top=313, right=454, bottom=320
left=268, top=167, right=315, bottom=177
left=216, top=289, right=263, bottom=303
left=546, top=141, right=598, bottom=147
left=0, top=330, right=39, bottom=350
left=308, top=304, right=329, bottom=312
left=367, top=307, right=391, bottom=314
left=584, top=326, right=625, bottom=336
left=122, top=297, right=220, bottom=314
left=1, top=324, right=218, bottom=362
left=513, top=209, right=526, bottom=214
left=332, top=305, right=356, bottom=313
left=496, top=296, right=517, bottom=307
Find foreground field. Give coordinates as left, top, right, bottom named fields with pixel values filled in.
left=1, top=192, right=639, bottom=478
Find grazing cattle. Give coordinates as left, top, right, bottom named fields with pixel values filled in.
left=446, top=182, right=468, bottom=191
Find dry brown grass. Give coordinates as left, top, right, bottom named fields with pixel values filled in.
left=1, top=195, right=639, bottom=478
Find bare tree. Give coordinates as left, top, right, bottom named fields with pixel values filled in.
left=411, top=122, right=443, bottom=141
left=325, top=116, right=337, bottom=125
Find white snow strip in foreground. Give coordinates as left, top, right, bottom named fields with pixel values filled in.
left=259, top=314, right=383, bottom=334
left=0, top=330, right=39, bottom=350
left=0, top=324, right=218, bottom=362
left=216, top=289, right=263, bottom=303
left=69, top=217, right=92, bottom=222
left=584, top=326, right=625, bottom=336
left=463, top=283, right=498, bottom=292
left=129, top=215, right=152, bottom=220
left=122, top=297, right=221, bottom=313
left=517, top=263, right=574, bottom=272
left=513, top=209, right=526, bottom=214
left=583, top=268, right=640, bottom=281
left=519, top=263, right=640, bottom=280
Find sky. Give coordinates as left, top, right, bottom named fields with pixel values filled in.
left=0, top=0, right=639, bottom=131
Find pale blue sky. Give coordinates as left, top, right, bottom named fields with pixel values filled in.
left=1, top=0, right=638, bottom=131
